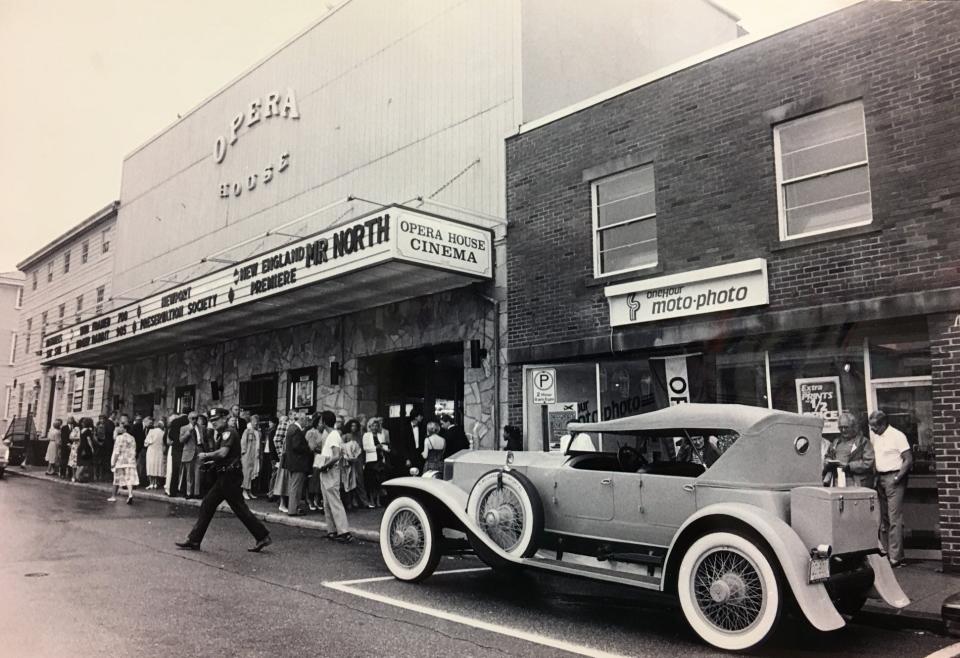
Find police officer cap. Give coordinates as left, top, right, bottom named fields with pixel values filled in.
left=207, top=407, right=229, bottom=421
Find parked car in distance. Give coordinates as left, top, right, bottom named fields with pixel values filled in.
left=378, top=403, right=909, bottom=651
left=0, top=438, right=9, bottom=478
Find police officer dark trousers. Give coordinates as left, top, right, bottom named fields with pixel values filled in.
left=176, top=408, right=271, bottom=552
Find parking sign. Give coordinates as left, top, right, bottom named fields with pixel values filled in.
left=531, top=368, right=557, bottom=404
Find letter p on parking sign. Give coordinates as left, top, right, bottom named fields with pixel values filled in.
left=532, top=368, right=557, bottom=404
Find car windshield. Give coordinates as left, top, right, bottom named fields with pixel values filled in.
left=568, top=428, right=740, bottom=474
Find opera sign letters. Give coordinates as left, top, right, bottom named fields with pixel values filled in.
left=214, top=88, right=299, bottom=199
left=604, top=258, right=769, bottom=327
left=42, top=206, right=492, bottom=362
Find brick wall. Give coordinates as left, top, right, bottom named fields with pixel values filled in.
left=506, top=1, right=960, bottom=351
left=931, top=311, right=960, bottom=571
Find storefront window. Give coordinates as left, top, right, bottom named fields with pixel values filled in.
left=768, top=327, right=865, bottom=435
left=716, top=344, right=768, bottom=408
left=598, top=359, right=656, bottom=422
left=869, top=320, right=931, bottom=379
left=524, top=363, right=597, bottom=452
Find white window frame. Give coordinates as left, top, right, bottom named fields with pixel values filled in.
left=774, top=101, right=873, bottom=241
left=8, top=332, right=16, bottom=365
left=63, top=249, right=71, bottom=273
left=81, top=240, right=89, bottom=264
left=591, top=165, right=658, bottom=278
left=102, top=229, right=111, bottom=253
left=3, top=385, right=11, bottom=419
left=15, top=287, right=22, bottom=309
left=87, top=371, right=96, bottom=410
left=24, top=319, right=31, bottom=355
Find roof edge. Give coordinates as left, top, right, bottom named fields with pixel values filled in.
left=17, top=200, right=119, bottom=272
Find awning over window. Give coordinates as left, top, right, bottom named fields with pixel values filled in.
left=41, top=204, right=493, bottom=369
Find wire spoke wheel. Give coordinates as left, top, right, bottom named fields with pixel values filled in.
left=477, top=486, right=526, bottom=552
left=389, top=509, right=426, bottom=567
left=677, top=531, right=781, bottom=651
left=466, top=470, right=543, bottom=560
left=692, top=548, right=764, bottom=632
left=379, top=496, right=441, bottom=582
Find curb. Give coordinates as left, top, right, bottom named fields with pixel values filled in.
left=8, top=469, right=380, bottom=543
left=859, top=603, right=944, bottom=635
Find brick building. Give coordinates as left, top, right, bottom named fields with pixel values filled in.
left=505, top=2, right=960, bottom=566
left=14, top=202, right=117, bottom=435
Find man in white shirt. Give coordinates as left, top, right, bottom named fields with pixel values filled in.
left=318, top=410, right=351, bottom=542
left=869, top=410, right=913, bottom=567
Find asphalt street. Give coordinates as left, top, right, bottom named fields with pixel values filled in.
left=0, top=474, right=956, bottom=658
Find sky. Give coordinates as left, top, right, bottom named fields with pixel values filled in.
left=0, top=0, right=855, bottom=273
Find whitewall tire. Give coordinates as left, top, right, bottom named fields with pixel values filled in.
left=466, top=470, right=543, bottom=558
left=677, top=531, right=782, bottom=651
left=380, top=496, right=441, bottom=582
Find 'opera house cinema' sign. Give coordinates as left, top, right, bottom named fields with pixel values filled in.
left=42, top=205, right=492, bottom=362
left=604, top=259, right=769, bottom=327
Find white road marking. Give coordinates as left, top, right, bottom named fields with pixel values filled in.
left=324, top=569, right=632, bottom=658
left=925, top=643, right=960, bottom=658
left=331, top=567, right=492, bottom=586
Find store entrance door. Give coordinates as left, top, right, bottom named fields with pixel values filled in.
left=370, top=343, right=464, bottom=439
left=240, top=373, right=278, bottom=422
left=871, top=379, right=939, bottom=557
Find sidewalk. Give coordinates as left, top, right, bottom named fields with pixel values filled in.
left=9, top=467, right=960, bottom=635
left=8, top=467, right=384, bottom=542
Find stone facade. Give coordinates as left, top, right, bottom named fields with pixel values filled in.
left=109, top=286, right=498, bottom=448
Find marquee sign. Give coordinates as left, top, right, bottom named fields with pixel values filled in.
left=42, top=205, right=492, bottom=363
left=604, top=258, right=769, bottom=327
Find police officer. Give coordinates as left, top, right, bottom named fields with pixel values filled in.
left=175, top=407, right=272, bottom=552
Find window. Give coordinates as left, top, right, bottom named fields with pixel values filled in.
left=32, top=271, right=37, bottom=290
left=47, top=262, right=53, bottom=283
left=17, top=383, right=23, bottom=416
left=87, top=371, right=96, bottom=409
left=592, top=164, right=657, bottom=276
left=102, top=229, right=111, bottom=253
left=41, top=311, right=48, bottom=334
left=76, top=294, right=84, bottom=323
left=81, top=240, right=89, bottom=264
left=58, top=303, right=65, bottom=329
left=24, top=319, right=31, bottom=355
left=96, top=286, right=105, bottom=314
left=15, top=287, right=22, bottom=309
left=8, top=332, right=16, bottom=365
left=3, top=386, right=11, bottom=418
left=64, top=250, right=71, bottom=273
left=774, top=102, right=872, bottom=240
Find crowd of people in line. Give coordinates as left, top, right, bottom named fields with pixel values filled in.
left=39, top=404, right=480, bottom=532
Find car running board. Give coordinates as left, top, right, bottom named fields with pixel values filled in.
left=524, top=555, right=661, bottom=590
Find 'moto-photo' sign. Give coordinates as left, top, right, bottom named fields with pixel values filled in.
left=604, top=258, right=769, bottom=327
left=41, top=205, right=492, bottom=363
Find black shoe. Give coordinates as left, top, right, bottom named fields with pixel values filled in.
left=335, top=532, right=354, bottom=544
left=175, top=540, right=201, bottom=551
left=248, top=535, right=272, bottom=553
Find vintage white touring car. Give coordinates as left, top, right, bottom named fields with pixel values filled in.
left=378, top=404, right=909, bottom=651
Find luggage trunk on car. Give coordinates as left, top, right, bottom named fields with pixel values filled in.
left=790, top=486, right=880, bottom=555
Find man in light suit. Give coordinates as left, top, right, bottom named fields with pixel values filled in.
left=178, top=411, right=201, bottom=498
left=283, top=411, right=313, bottom=516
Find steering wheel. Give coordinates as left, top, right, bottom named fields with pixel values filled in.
left=617, top=445, right=648, bottom=473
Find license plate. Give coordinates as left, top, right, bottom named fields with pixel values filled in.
left=809, top=557, right=830, bottom=583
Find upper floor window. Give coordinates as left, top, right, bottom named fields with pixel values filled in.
left=58, top=303, right=65, bottom=329
left=591, top=164, right=657, bottom=277
left=32, top=271, right=37, bottom=290
left=774, top=101, right=872, bottom=240
left=15, top=287, right=22, bottom=309
left=76, top=294, right=84, bottom=323
left=8, top=332, right=16, bottom=365
left=24, top=319, right=31, bottom=355
left=63, top=250, right=71, bottom=273
left=81, top=241, right=89, bottom=264
left=41, top=311, right=47, bottom=333
left=96, top=286, right=105, bottom=315
left=102, top=229, right=111, bottom=253
left=47, top=262, right=53, bottom=283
